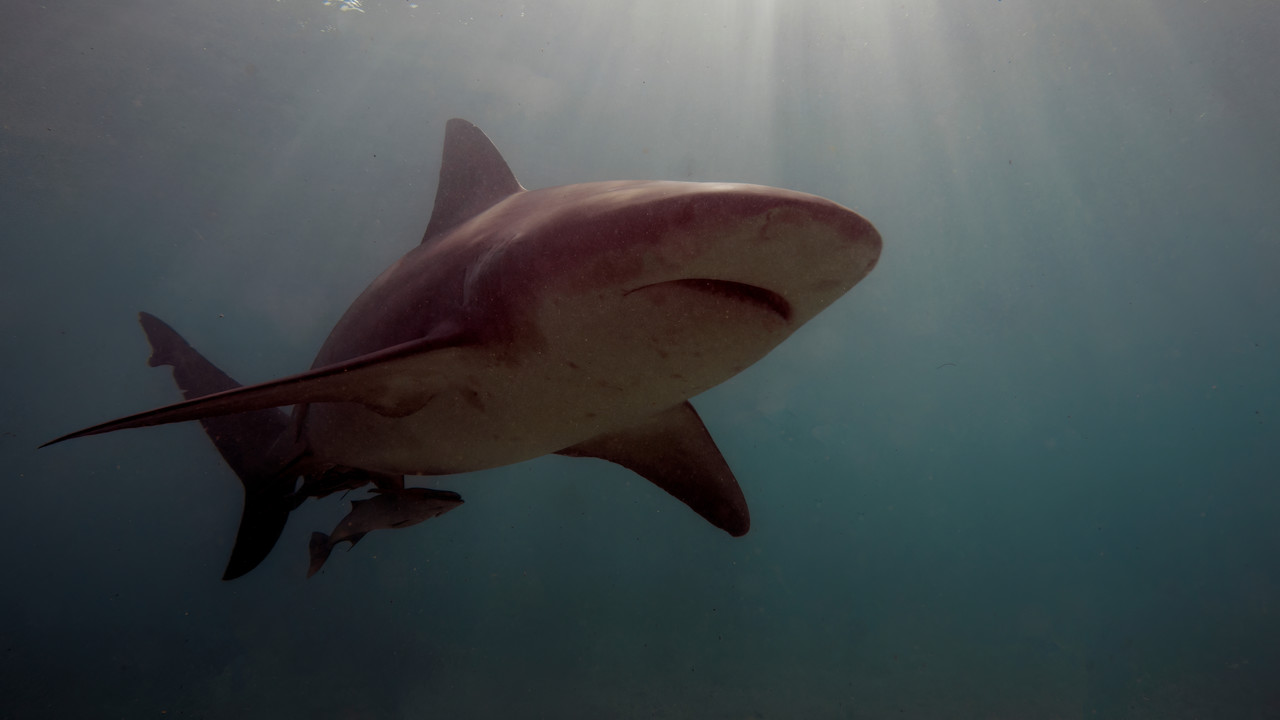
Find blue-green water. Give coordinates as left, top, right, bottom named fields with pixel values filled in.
left=3, top=1, right=1277, bottom=717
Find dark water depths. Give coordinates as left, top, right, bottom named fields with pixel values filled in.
left=3, top=1, right=1278, bottom=717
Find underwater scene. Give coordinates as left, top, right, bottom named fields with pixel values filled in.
left=2, top=1, right=1277, bottom=717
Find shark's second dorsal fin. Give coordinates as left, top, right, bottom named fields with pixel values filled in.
left=421, top=118, right=524, bottom=245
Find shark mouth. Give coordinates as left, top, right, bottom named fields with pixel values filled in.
left=627, top=278, right=792, bottom=322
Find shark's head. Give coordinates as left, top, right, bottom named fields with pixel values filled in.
left=558, top=180, right=881, bottom=326
left=456, top=178, right=881, bottom=408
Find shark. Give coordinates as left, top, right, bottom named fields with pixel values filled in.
left=44, top=118, right=882, bottom=579
left=308, top=487, right=464, bottom=578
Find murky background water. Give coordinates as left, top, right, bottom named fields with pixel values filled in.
left=3, top=1, right=1277, bottom=717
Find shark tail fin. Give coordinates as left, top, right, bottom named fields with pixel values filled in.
left=138, top=312, right=303, bottom=581
left=307, top=532, right=334, bottom=578
left=223, top=473, right=298, bottom=581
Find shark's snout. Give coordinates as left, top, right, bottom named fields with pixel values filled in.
left=668, top=188, right=880, bottom=328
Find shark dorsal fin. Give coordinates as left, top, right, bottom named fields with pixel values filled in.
left=420, top=118, right=524, bottom=245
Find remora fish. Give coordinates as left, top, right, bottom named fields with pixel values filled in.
left=44, top=118, right=882, bottom=579
left=308, top=488, right=463, bottom=578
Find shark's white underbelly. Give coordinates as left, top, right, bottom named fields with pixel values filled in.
left=305, top=279, right=792, bottom=475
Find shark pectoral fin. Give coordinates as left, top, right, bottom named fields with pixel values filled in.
left=41, top=328, right=476, bottom=446
left=557, top=402, right=750, bottom=537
